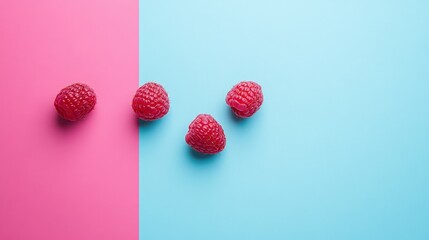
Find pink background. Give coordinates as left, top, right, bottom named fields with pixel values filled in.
left=0, top=0, right=138, bottom=239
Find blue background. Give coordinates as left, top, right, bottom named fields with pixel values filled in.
left=139, top=0, right=429, bottom=239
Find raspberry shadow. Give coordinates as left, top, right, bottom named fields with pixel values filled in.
left=187, top=147, right=221, bottom=160
left=54, top=109, right=90, bottom=130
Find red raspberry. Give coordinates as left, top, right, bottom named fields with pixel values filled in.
left=226, top=81, right=263, bottom=118
left=132, top=82, right=170, bottom=121
left=185, top=114, right=226, bottom=154
left=54, top=83, right=97, bottom=121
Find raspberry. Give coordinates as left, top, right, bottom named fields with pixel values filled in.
left=185, top=114, right=226, bottom=154
left=54, top=83, right=97, bottom=121
left=226, top=81, right=263, bottom=118
left=132, top=82, right=170, bottom=121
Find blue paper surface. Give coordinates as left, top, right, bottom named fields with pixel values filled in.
left=139, top=1, right=429, bottom=239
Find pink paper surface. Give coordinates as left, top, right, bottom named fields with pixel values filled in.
left=0, top=1, right=138, bottom=239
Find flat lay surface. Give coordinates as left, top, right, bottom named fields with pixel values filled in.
left=0, top=1, right=138, bottom=239
left=0, top=0, right=428, bottom=239
left=139, top=0, right=429, bottom=239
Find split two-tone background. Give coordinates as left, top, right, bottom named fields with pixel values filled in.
left=1, top=0, right=429, bottom=239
